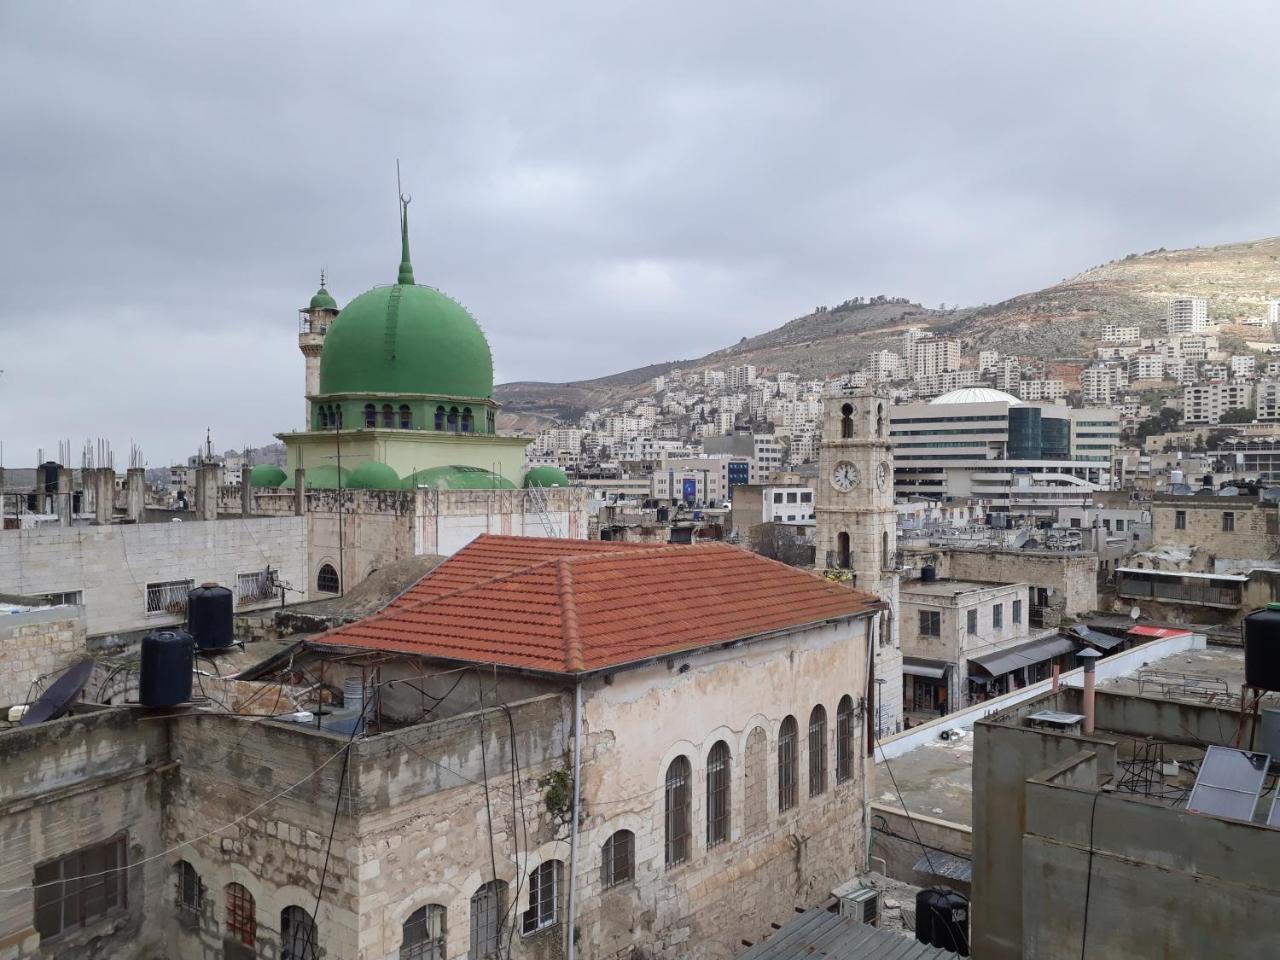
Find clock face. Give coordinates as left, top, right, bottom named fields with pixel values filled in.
left=876, top=460, right=891, bottom=491
left=831, top=461, right=860, bottom=492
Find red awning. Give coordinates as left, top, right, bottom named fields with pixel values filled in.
left=1127, top=626, right=1193, bottom=639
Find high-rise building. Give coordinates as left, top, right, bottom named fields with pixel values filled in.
left=1166, top=297, right=1209, bottom=335
left=1182, top=383, right=1252, bottom=424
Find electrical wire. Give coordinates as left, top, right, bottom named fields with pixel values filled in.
left=1079, top=790, right=1102, bottom=960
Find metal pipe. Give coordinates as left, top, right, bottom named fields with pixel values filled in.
left=567, top=680, right=582, bottom=960
left=1078, top=649, right=1101, bottom=735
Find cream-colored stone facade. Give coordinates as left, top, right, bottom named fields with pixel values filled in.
left=0, top=606, right=86, bottom=708
left=1150, top=495, right=1280, bottom=572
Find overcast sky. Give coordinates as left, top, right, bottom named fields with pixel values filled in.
left=3, top=2, right=1280, bottom=464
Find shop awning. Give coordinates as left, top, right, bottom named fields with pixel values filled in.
left=968, top=635, right=1079, bottom=678
left=902, top=656, right=950, bottom=680
left=1068, top=624, right=1125, bottom=650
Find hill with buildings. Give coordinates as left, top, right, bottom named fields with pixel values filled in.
left=495, top=237, right=1280, bottom=424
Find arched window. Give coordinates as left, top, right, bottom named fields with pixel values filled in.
left=468, top=881, right=507, bottom=959
left=175, top=860, right=202, bottom=914
left=664, top=755, right=692, bottom=866
left=317, top=563, right=340, bottom=594
left=521, top=860, right=562, bottom=935
left=837, top=695, right=856, bottom=784
left=880, top=609, right=892, bottom=647
left=318, top=406, right=329, bottom=430
left=743, top=727, right=768, bottom=834
left=601, top=831, right=634, bottom=888
left=837, top=532, right=851, bottom=569
left=876, top=402, right=885, bottom=438
left=363, top=403, right=377, bottom=428
left=841, top=402, right=854, bottom=439
left=399, top=404, right=413, bottom=430
left=224, top=882, right=255, bottom=947
left=809, top=705, right=828, bottom=796
left=882, top=531, right=890, bottom=569
left=706, top=740, right=731, bottom=847
left=447, top=407, right=459, bottom=432
left=334, top=405, right=343, bottom=428
left=462, top=407, right=473, bottom=433
left=434, top=406, right=445, bottom=431
left=487, top=410, right=495, bottom=433
left=382, top=403, right=395, bottom=428
left=778, top=716, right=798, bottom=812
left=401, top=904, right=446, bottom=960
left=280, top=905, right=318, bottom=960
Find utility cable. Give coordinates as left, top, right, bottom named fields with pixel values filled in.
left=1079, top=790, right=1102, bottom=960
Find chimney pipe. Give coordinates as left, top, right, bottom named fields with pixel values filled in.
left=1051, top=663, right=1060, bottom=693
left=1077, top=648, right=1103, bottom=735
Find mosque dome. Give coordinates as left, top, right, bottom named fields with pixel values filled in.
left=309, top=283, right=338, bottom=311
left=523, top=466, right=571, bottom=488
left=248, top=464, right=287, bottom=488
left=317, top=201, right=493, bottom=399
left=401, top=465, right=516, bottom=490
left=280, top=465, right=350, bottom=490
left=929, top=387, right=1022, bottom=405
left=346, top=461, right=402, bottom=490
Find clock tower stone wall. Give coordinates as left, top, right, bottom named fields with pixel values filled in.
left=815, top=385, right=904, bottom=734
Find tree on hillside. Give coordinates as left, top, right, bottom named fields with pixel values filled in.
left=1134, top=407, right=1181, bottom=440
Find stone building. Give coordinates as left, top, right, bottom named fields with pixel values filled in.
left=0, top=535, right=882, bottom=960
left=814, top=385, right=904, bottom=733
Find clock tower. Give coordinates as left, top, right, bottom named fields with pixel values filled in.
left=815, top=384, right=903, bottom=734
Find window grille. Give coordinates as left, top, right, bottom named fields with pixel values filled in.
left=34, top=835, right=127, bottom=941
left=664, top=756, right=692, bottom=866
left=175, top=860, right=201, bottom=914
left=400, top=904, right=446, bottom=959
left=145, top=579, right=193, bottom=616
left=521, top=861, right=561, bottom=935
left=808, top=706, right=828, bottom=797
left=836, top=696, right=855, bottom=784
left=600, top=832, right=634, bottom=889
left=224, top=882, right=255, bottom=947
left=468, top=881, right=505, bottom=959
left=706, top=741, right=731, bottom=846
left=316, top=564, right=340, bottom=594
left=236, top=570, right=274, bottom=606
left=778, top=716, right=798, bottom=812
left=992, top=604, right=1003, bottom=629
left=280, top=905, right=318, bottom=960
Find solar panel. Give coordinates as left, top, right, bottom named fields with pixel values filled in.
left=1187, top=746, right=1270, bottom=822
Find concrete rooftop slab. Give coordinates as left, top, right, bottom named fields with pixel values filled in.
left=876, top=732, right=974, bottom=826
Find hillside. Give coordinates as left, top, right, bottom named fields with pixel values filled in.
left=494, top=237, right=1280, bottom=424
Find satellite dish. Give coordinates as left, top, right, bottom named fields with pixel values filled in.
left=1129, top=606, right=1141, bottom=621
left=19, top=659, right=95, bottom=726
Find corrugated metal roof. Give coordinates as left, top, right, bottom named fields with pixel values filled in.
left=1068, top=624, right=1125, bottom=650
left=737, top=908, right=957, bottom=959
left=912, top=851, right=973, bottom=884
left=967, top=634, right=1078, bottom=678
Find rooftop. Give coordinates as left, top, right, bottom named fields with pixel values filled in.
left=900, top=577, right=1025, bottom=598
left=317, top=534, right=881, bottom=674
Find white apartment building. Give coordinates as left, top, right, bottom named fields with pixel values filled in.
left=1016, top=379, right=1066, bottom=402
left=995, top=358, right=1021, bottom=392
left=533, top=427, right=587, bottom=457
left=905, top=331, right=960, bottom=378
left=1169, top=334, right=1217, bottom=362
left=762, top=485, right=816, bottom=526
left=978, top=349, right=1000, bottom=373
left=1201, top=363, right=1229, bottom=381
left=1257, top=380, right=1280, bottom=422
left=1269, top=300, right=1280, bottom=325
left=701, top=369, right=727, bottom=393
left=1127, top=352, right=1165, bottom=381
left=726, top=364, right=757, bottom=390
left=1166, top=297, right=1209, bottom=335
left=1182, top=382, right=1252, bottom=424
left=867, top=349, right=907, bottom=381
left=1231, top=355, right=1257, bottom=380
left=916, top=369, right=980, bottom=398
left=651, top=375, right=667, bottom=393
left=753, top=434, right=784, bottom=475
left=1102, top=324, right=1141, bottom=342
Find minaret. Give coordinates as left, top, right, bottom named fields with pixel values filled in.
left=815, top=384, right=904, bottom=734
left=299, top=272, right=339, bottom=428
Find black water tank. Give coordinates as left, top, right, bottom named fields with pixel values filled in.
left=187, top=582, right=235, bottom=650
left=916, top=887, right=969, bottom=956
left=1244, top=604, right=1280, bottom=692
left=139, top=630, right=194, bottom=707
left=921, top=565, right=938, bottom=583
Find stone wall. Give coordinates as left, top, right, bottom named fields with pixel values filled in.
left=0, top=518, right=307, bottom=637
left=0, top=606, right=86, bottom=708
left=915, top=547, right=1099, bottom=620
left=1151, top=496, right=1280, bottom=571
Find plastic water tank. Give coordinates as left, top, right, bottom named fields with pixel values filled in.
left=915, top=887, right=970, bottom=956
left=139, top=630, right=194, bottom=707
left=187, top=583, right=234, bottom=650
left=1244, top=605, right=1280, bottom=692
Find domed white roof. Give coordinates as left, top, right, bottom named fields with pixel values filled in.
left=928, top=387, right=1023, bottom=405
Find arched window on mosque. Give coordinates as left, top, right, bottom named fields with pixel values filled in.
left=487, top=410, right=495, bottom=433
left=363, top=404, right=377, bottom=428
left=318, top=406, right=329, bottom=430
left=461, top=408, right=473, bottom=433
left=334, top=405, right=343, bottom=428
left=399, top=404, right=412, bottom=429
left=447, top=407, right=459, bottom=433
left=434, top=406, right=445, bottom=431
left=381, top=404, right=395, bottom=428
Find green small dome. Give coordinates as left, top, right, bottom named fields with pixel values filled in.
left=402, top=465, right=516, bottom=490
left=280, top=464, right=350, bottom=490
left=346, top=461, right=402, bottom=490
left=248, top=464, right=287, bottom=488
left=310, top=285, right=338, bottom=311
left=524, top=466, right=571, bottom=488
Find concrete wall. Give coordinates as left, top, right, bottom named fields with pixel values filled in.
left=0, top=606, right=86, bottom=709
left=413, top=487, right=589, bottom=557
left=869, top=803, right=971, bottom=896
left=1022, top=758, right=1280, bottom=959
left=1151, top=496, right=1280, bottom=571
left=0, top=708, right=171, bottom=960
left=576, top=615, right=876, bottom=959
left=942, top=549, right=1098, bottom=620
left=0, top=517, right=307, bottom=637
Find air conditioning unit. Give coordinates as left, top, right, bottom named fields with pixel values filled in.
left=837, top=887, right=880, bottom=926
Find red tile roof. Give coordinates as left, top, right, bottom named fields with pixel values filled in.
left=315, top=534, right=881, bottom=673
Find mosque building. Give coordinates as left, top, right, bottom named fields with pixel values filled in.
left=250, top=196, right=569, bottom=494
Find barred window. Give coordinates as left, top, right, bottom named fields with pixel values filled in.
left=34, top=835, right=127, bottom=941
left=316, top=564, right=340, bottom=594
left=364, top=404, right=377, bottom=428
left=280, top=905, right=318, bottom=960
left=175, top=860, right=201, bottom=914
left=468, top=880, right=506, bottom=959
left=706, top=740, right=731, bottom=847
left=743, top=727, right=768, bottom=834
left=145, top=579, right=193, bottom=616
left=400, top=904, right=446, bottom=960
left=664, top=756, right=692, bottom=867
left=836, top=695, right=856, bottom=784
left=399, top=404, right=413, bottom=430
left=521, top=860, right=561, bottom=935
left=809, top=705, right=828, bottom=797
left=778, top=716, right=798, bottom=812
left=236, top=570, right=274, bottom=606
left=382, top=404, right=395, bottom=428
left=224, top=882, right=255, bottom=947
left=992, top=604, right=1003, bottom=629
left=600, top=831, right=634, bottom=889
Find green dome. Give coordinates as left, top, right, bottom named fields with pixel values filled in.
left=523, top=466, right=571, bottom=488
left=310, top=285, right=338, bottom=311
left=248, top=464, right=287, bottom=488
left=346, top=461, right=402, bottom=490
left=280, top=465, right=350, bottom=490
left=402, top=465, right=516, bottom=491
